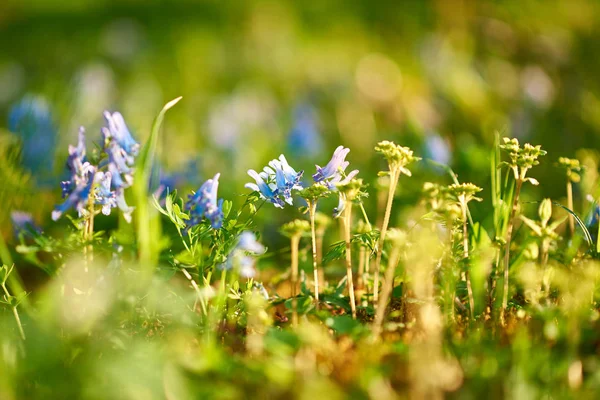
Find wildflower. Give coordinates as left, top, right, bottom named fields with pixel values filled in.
left=313, top=146, right=358, bottom=189
left=334, top=177, right=364, bottom=218
left=222, top=231, right=266, bottom=278
left=53, top=113, right=137, bottom=223
left=11, top=211, right=40, bottom=237
left=115, top=189, right=134, bottom=223
left=103, top=111, right=140, bottom=156
left=424, top=133, right=451, bottom=166
left=245, top=169, right=286, bottom=208
left=268, top=155, right=304, bottom=204
left=185, top=173, right=224, bottom=230
left=557, top=157, right=584, bottom=183
left=103, top=129, right=135, bottom=189
left=94, top=171, right=117, bottom=216
left=500, top=137, right=546, bottom=183
left=237, top=231, right=267, bottom=254
left=52, top=168, right=95, bottom=221
left=287, top=103, right=322, bottom=158
left=375, top=140, right=420, bottom=176
left=8, top=95, right=56, bottom=182
left=53, top=129, right=96, bottom=221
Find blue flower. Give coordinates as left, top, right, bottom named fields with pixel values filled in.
left=53, top=129, right=97, bottom=221
left=424, top=133, right=451, bottom=166
left=115, top=188, right=134, bottom=223
left=94, top=171, right=117, bottom=216
left=103, top=129, right=135, bottom=189
left=8, top=95, right=56, bottom=183
left=313, top=146, right=358, bottom=189
left=221, top=231, right=266, bottom=278
left=52, top=168, right=95, bottom=221
left=246, top=155, right=303, bottom=207
left=245, top=169, right=285, bottom=208
left=91, top=171, right=134, bottom=221
left=185, top=173, right=224, bottom=230
left=287, top=103, right=323, bottom=158
left=103, top=111, right=139, bottom=156
left=237, top=231, right=266, bottom=254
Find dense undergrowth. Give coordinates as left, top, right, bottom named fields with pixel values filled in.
left=3, top=100, right=600, bottom=399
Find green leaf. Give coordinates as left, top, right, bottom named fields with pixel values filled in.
left=322, top=241, right=345, bottom=266
left=325, top=315, right=362, bottom=336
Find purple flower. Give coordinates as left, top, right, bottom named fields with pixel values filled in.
left=246, top=155, right=303, bottom=208
left=11, top=211, right=40, bottom=237
left=313, top=146, right=358, bottom=189
left=52, top=168, right=96, bottom=221
left=185, top=173, right=224, bottom=230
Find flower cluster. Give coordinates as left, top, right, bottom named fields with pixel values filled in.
left=500, top=138, right=547, bottom=170
left=52, top=112, right=137, bottom=222
left=446, top=183, right=483, bottom=208
left=557, top=157, right=584, bottom=183
left=375, top=140, right=420, bottom=176
left=185, top=173, right=224, bottom=230
left=245, top=155, right=303, bottom=208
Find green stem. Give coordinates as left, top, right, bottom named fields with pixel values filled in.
left=501, top=178, right=523, bottom=324
left=373, top=169, right=399, bottom=308
left=291, top=234, right=300, bottom=328
left=0, top=234, right=29, bottom=311
left=372, top=244, right=401, bottom=338
left=2, top=280, right=25, bottom=340
left=343, top=201, right=357, bottom=319
left=359, top=202, right=372, bottom=231
left=308, top=201, right=320, bottom=307
left=462, top=201, right=475, bottom=318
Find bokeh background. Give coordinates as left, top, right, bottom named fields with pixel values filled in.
left=1, top=0, right=600, bottom=253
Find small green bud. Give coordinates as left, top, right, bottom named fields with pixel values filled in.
left=538, top=198, right=552, bottom=226
left=280, top=219, right=310, bottom=238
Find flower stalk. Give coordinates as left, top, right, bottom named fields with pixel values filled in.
left=373, top=141, right=419, bottom=307
left=498, top=138, right=546, bottom=323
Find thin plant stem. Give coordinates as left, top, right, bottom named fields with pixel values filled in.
left=462, top=200, right=475, bottom=317
left=343, top=201, right=357, bottom=319
left=501, top=178, right=523, bottom=323
left=567, top=180, right=575, bottom=236
left=373, top=169, right=399, bottom=307
left=290, top=234, right=300, bottom=328
left=308, top=200, right=320, bottom=307
left=358, top=246, right=365, bottom=290
left=181, top=269, right=208, bottom=317
left=359, top=202, right=372, bottom=231
left=316, top=227, right=326, bottom=289
left=372, top=244, right=401, bottom=338
left=1, top=279, right=25, bottom=340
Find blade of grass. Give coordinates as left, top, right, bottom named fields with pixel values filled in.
left=134, top=96, right=182, bottom=275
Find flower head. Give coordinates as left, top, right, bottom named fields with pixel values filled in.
left=375, top=141, right=420, bottom=176
left=103, top=111, right=140, bottom=157
left=246, top=154, right=303, bottom=208
left=557, top=157, right=584, bottom=183
left=313, top=146, right=358, bottom=189
left=245, top=169, right=285, bottom=208
left=185, top=173, right=224, bottom=230
left=280, top=219, right=310, bottom=238
left=52, top=168, right=96, bottom=221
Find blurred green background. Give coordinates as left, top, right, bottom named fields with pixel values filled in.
left=1, top=0, right=600, bottom=239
